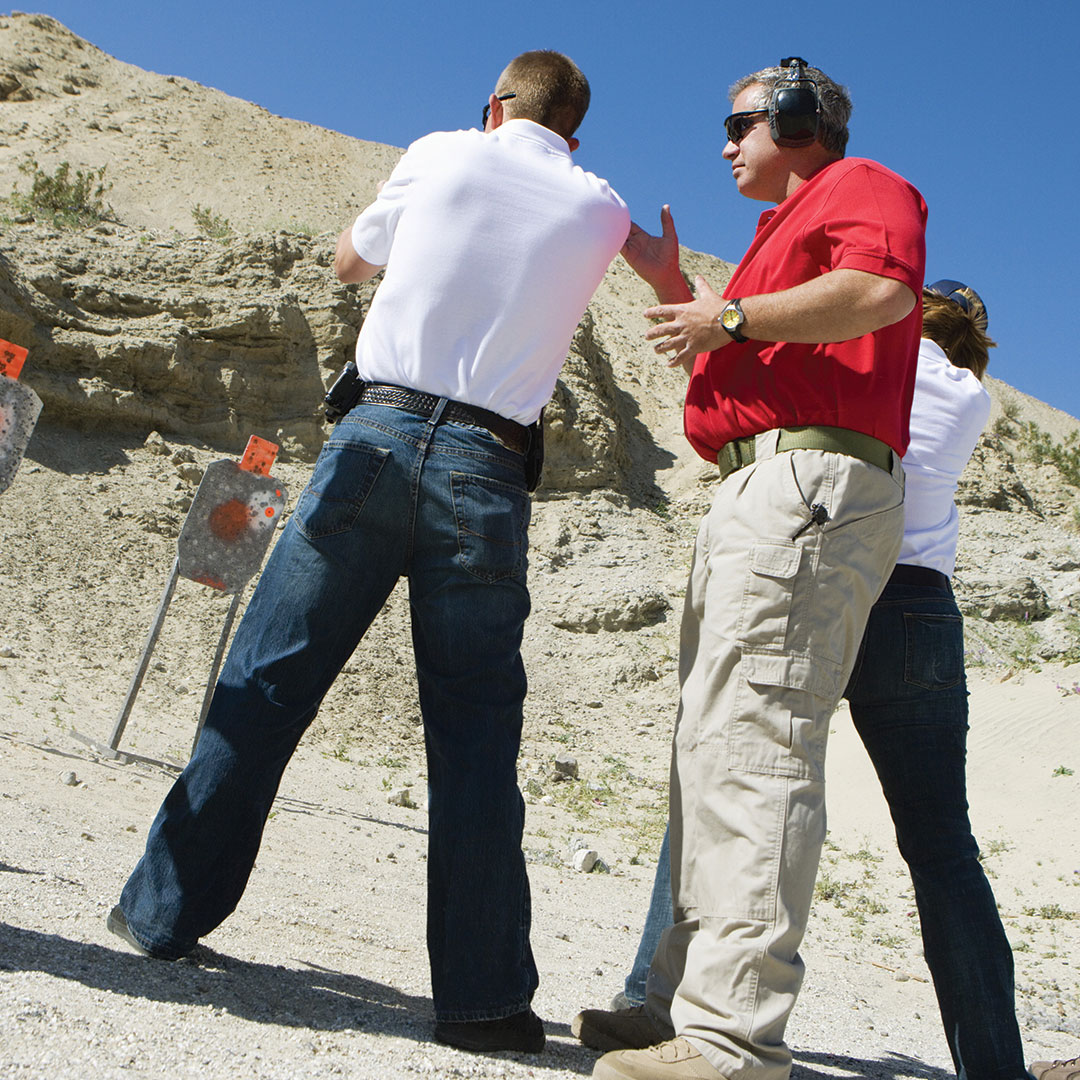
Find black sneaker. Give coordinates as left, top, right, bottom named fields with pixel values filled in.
left=434, top=1008, right=545, bottom=1053
left=106, top=905, right=171, bottom=960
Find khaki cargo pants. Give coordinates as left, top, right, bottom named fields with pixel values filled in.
left=647, top=434, right=905, bottom=1080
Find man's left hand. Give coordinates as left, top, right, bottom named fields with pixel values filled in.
left=644, top=275, right=730, bottom=372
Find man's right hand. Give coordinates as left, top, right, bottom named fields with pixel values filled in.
left=621, top=205, right=693, bottom=305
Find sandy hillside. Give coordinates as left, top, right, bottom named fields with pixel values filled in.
left=2, top=12, right=1080, bottom=1080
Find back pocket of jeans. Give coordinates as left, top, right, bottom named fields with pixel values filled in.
left=451, top=471, right=529, bottom=583
left=903, top=612, right=963, bottom=690
left=295, top=441, right=389, bottom=540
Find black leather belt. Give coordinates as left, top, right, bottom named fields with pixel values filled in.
left=888, top=564, right=950, bottom=590
left=357, top=382, right=530, bottom=455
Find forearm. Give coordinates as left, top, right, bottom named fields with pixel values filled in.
left=334, top=227, right=383, bottom=283
left=739, top=269, right=916, bottom=343
left=649, top=272, right=694, bottom=306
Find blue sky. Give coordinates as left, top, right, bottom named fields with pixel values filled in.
left=20, top=0, right=1080, bottom=419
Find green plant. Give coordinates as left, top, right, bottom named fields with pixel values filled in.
left=1052, top=765, right=1075, bottom=777
left=192, top=203, right=233, bottom=240
left=992, top=415, right=1015, bottom=438
left=1020, top=422, right=1080, bottom=487
left=1021, top=903, right=1076, bottom=920
left=1000, top=396, right=1022, bottom=422
left=814, top=871, right=850, bottom=904
left=8, top=158, right=112, bottom=227
left=873, top=932, right=906, bottom=949
left=978, top=836, right=1011, bottom=861
left=1008, top=627, right=1043, bottom=670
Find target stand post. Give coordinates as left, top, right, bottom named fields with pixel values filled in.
left=73, top=435, right=288, bottom=768
left=0, top=339, right=43, bottom=497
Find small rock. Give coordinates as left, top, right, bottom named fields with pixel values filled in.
left=573, top=848, right=599, bottom=873
left=144, top=431, right=169, bottom=455
left=0, top=645, right=17, bottom=658
left=387, top=788, right=417, bottom=809
left=176, top=462, right=204, bottom=484
left=59, top=771, right=78, bottom=787
left=554, top=752, right=578, bottom=779
left=894, top=971, right=910, bottom=982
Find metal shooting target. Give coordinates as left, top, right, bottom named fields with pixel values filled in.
left=74, top=435, right=290, bottom=764
left=177, top=456, right=288, bottom=594
left=0, top=340, right=41, bottom=496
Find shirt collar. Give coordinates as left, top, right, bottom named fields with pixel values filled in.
left=497, top=118, right=572, bottom=155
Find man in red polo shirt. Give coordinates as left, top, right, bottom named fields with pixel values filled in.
left=580, top=60, right=927, bottom=1080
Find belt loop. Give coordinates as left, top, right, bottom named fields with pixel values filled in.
left=419, top=397, right=450, bottom=454
left=754, top=430, right=779, bottom=463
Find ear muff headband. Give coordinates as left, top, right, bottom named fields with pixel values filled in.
left=769, top=57, right=820, bottom=148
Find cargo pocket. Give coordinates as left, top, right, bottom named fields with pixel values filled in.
left=295, top=441, right=389, bottom=540
left=735, top=540, right=802, bottom=650
left=904, top=612, right=963, bottom=690
left=726, top=650, right=844, bottom=780
left=451, top=471, right=529, bottom=583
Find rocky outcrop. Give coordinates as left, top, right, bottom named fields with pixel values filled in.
left=0, top=222, right=363, bottom=458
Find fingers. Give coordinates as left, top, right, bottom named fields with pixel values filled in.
left=660, top=204, right=678, bottom=241
left=694, top=273, right=718, bottom=299
left=644, top=319, right=679, bottom=341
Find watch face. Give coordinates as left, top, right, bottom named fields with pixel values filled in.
left=722, top=306, right=741, bottom=330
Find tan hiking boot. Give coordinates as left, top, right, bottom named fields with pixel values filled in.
left=593, top=1038, right=724, bottom=1079
left=1030, top=1059, right=1080, bottom=1080
left=571, top=1004, right=673, bottom=1052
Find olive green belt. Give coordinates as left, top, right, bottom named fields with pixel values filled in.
left=716, top=425, right=893, bottom=481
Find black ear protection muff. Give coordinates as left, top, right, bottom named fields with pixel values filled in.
left=768, top=57, right=820, bottom=148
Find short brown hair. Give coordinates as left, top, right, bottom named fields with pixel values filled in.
left=495, top=50, right=590, bottom=140
left=921, top=286, right=996, bottom=380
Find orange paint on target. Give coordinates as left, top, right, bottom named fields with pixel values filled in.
left=208, top=498, right=254, bottom=542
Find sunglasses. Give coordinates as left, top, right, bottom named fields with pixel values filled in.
left=723, top=109, right=769, bottom=144
left=482, top=92, right=517, bottom=128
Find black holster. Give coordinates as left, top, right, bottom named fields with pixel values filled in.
left=323, top=361, right=363, bottom=422
left=524, top=409, right=544, bottom=492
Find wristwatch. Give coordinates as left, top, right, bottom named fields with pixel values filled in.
left=719, top=299, right=747, bottom=343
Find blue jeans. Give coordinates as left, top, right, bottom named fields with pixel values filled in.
left=627, top=580, right=1027, bottom=1080
left=119, top=403, right=539, bottom=1022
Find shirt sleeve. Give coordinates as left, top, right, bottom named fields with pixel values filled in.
left=817, top=164, right=927, bottom=295
left=349, top=144, right=417, bottom=267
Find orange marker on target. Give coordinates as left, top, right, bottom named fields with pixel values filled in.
left=0, top=339, right=29, bottom=380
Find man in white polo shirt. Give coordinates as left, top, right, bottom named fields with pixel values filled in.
left=109, top=50, right=630, bottom=1054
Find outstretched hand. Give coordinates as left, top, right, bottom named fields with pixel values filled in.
left=621, top=205, right=690, bottom=304
left=644, top=275, right=731, bottom=372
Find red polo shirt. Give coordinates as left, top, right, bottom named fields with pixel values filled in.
left=683, top=157, right=927, bottom=462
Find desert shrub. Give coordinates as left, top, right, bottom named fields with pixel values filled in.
left=192, top=203, right=233, bottom=240
left=1020, top=422, right=1080, bottom=487
left=8, top=158, right=112, bottom=227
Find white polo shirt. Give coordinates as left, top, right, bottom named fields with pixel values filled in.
left=898, top=338, right=991, bottom=575
left=349, top=119, right=630, bottom=425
